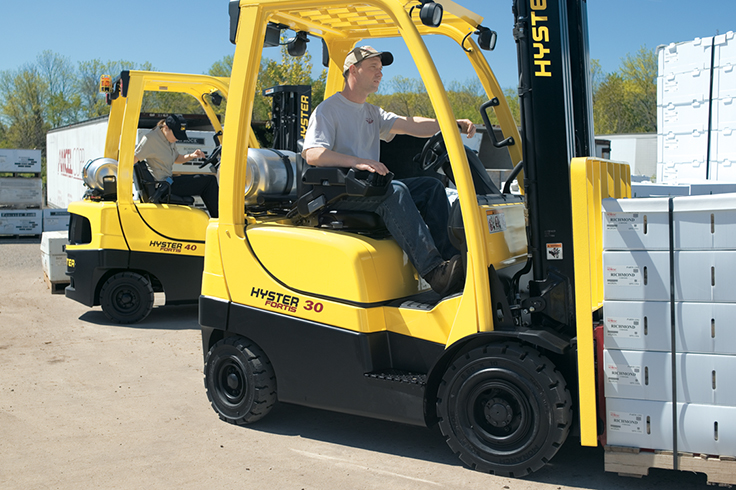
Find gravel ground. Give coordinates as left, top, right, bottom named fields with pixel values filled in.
left=0, top=237, right=710, bottom=489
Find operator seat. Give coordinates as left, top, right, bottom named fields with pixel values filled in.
left=133, top=161, right=195, bottom=206
left=293, top=144, right=390, bottom=233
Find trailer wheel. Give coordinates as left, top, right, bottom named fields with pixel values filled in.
left=437, top=342, right=572, bottom=477
left=204, top=337, right=277, bottom=425
left=99, top=272, right=154, bottom=324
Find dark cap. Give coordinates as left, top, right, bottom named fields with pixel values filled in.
left=165, top=114, right=188, bottom=140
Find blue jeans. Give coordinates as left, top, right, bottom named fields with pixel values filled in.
left=331, top=176, right=458, bottom=277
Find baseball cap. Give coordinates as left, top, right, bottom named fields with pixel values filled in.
left=343, top=46, right=394, bottom=74
left=165, top=114, right=188, bottom=140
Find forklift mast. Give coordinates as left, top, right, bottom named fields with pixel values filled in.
left=513, top=0, right=594, bottom=332
left=263, top=84, right=311, bottom=153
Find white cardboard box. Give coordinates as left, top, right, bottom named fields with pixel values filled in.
left=602, top=198, right=670, bottom=250
left=604, top=250, right=736, bottom=302
left=659, top=130, right=711, bottom=165
left=607, top=398, right=736, bottom=456
left=657, top=70, right=714, bottom=106
left=657, top=97, right=711, bottom=134
left=714, top=31, right=736, bottom=67
left=604, top=349, right=736, bottom=406
left=672, top=193, right=736, bottom=249
left=604, top=300, right=736, bottom=354
left=0, top=209, right=42, bottom=235
left=0, top=178, right=43, bottom=207
left=603, top=251, right=670, bottom=301
left=658, top=37, right=714, bottom=77
left=40, top=230, right=69, bottom=256
left=675, top=250, right=736, bottom=302
left=41, top=252, right=68, bottom=283
left=0, top=149, right=42, bottom=173
left=42, top=209, right=70, bottom=232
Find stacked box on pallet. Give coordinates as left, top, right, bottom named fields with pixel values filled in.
left=657, top=31, right=736, bottom=184
left=602, top=194, right=736, bottom=457
left=712, top=32, right=736, bottom=181
left=0, top=149, right=42, bottom=173
left=0, top=209, right=42, bottom=235
left=657, top=36, right=714, bottom=183
left=40, top=230, right=69, bottom=293
left=42, top=208, right=69, bottom=232
left=0, top=177, right=43, bottom=207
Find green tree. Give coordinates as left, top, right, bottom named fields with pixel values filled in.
left=593, top=46, right=657, bottom=134
left=208, top=55, right=233, bottom=78
left=37, top=51, right=81, bottom=127
left=76, top=59, right=154, bottom=119
left=370, top=76, right=434, bottom=118
left=0, top=65, right=49, bottom=151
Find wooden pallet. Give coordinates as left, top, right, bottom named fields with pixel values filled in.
left=605, top=445, right=736, bottom=486
left=43, top=271, right=69, bottom=295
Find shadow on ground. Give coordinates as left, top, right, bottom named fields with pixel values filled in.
left=241, top=402, right=709, bottom=489
left=79, top=303, right=199, bottom=330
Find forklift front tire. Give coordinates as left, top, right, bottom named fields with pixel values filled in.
left=204, top=337, right=277, bottom=425
left=436, top=342, right=572, bottom=477
left=99, top=272, right=155, bottom=324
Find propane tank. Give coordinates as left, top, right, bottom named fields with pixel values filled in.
left=244, top=148, right=298, bottom=205
left=83, top=158, right=118, bottom=190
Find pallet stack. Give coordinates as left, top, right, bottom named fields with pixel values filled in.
left=601, top=194, right=736, bottom=485
left=0, top=149, right=43, bottom=236
left=657, top=31, right=736, bottom=183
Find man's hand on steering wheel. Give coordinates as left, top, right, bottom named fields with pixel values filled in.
left=199, top=145, right=222, bottom=170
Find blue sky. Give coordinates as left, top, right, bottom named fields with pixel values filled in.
left=1, top=0, right=735, bottom=91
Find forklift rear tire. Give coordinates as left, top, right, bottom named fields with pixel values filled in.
left=437, top=342, right=572, bottom=477
left=99, top=272, right=155, bottom=324
left=204, top=336, right=277, bottom=425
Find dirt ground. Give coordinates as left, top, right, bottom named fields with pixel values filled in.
left=0, top=238, right=711, bottom=489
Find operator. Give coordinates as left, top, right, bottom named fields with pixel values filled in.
left=134, top=114, right=219, bottom=218
left=302, top=46, right=475, bottom=295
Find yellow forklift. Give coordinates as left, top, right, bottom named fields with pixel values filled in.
left=199, top=0, right=629, bottom=478
left=64, top=71, right=250, bottom=323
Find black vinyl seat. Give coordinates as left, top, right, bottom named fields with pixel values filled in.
left=133, top=161, right=195, bottom=206
left=293, top=149, right=392, bottom=232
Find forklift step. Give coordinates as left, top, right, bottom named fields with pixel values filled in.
left=365, top=370, right=427, bottom=386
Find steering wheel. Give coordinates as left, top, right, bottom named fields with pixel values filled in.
left=418, top=130, right=502, bottom=195
left=199, top=145, right=222, bottom=171
left=417, top=131, right=449, bottom=172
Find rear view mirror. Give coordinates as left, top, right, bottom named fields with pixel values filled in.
left=477, top=27, right=497, bottom=51
left=287, top=31, right=309, bottom=57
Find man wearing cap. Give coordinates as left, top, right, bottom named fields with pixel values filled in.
left=302, top=46, right=476, bottom=295
left=135, top=114, right=219, bottom=218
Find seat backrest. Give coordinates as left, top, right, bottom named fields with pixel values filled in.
left=133, top=161, right=157, bottom=202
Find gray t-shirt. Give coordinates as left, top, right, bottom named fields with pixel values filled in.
left=134, top=126, right=180, bottom=180
left=302, top=92, right=399, bottom=162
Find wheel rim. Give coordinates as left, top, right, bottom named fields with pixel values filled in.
left=455, top=368, right=539, bottom=457
left=110, top=284, right=140, bottom=314
left=216, top=357, right=247, bottom=407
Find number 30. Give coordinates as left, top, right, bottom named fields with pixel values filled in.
left=304, top=300, right=324, bottom=313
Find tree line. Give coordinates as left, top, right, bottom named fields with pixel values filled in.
left=0, top=46, right=656, bottom=159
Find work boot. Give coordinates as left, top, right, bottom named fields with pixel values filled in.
left=424, top=255, right=464, bottom=296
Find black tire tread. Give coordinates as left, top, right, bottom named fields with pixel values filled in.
left=99, top=272, right=154, bottom=324
left=204, top=336, right=277, bottom=425
left=436, top=342, right=572, bottom=478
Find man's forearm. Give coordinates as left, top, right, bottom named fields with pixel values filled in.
left=304, top=147, right=356, bottom=168
left=303, top=147, right=389, bottom=175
